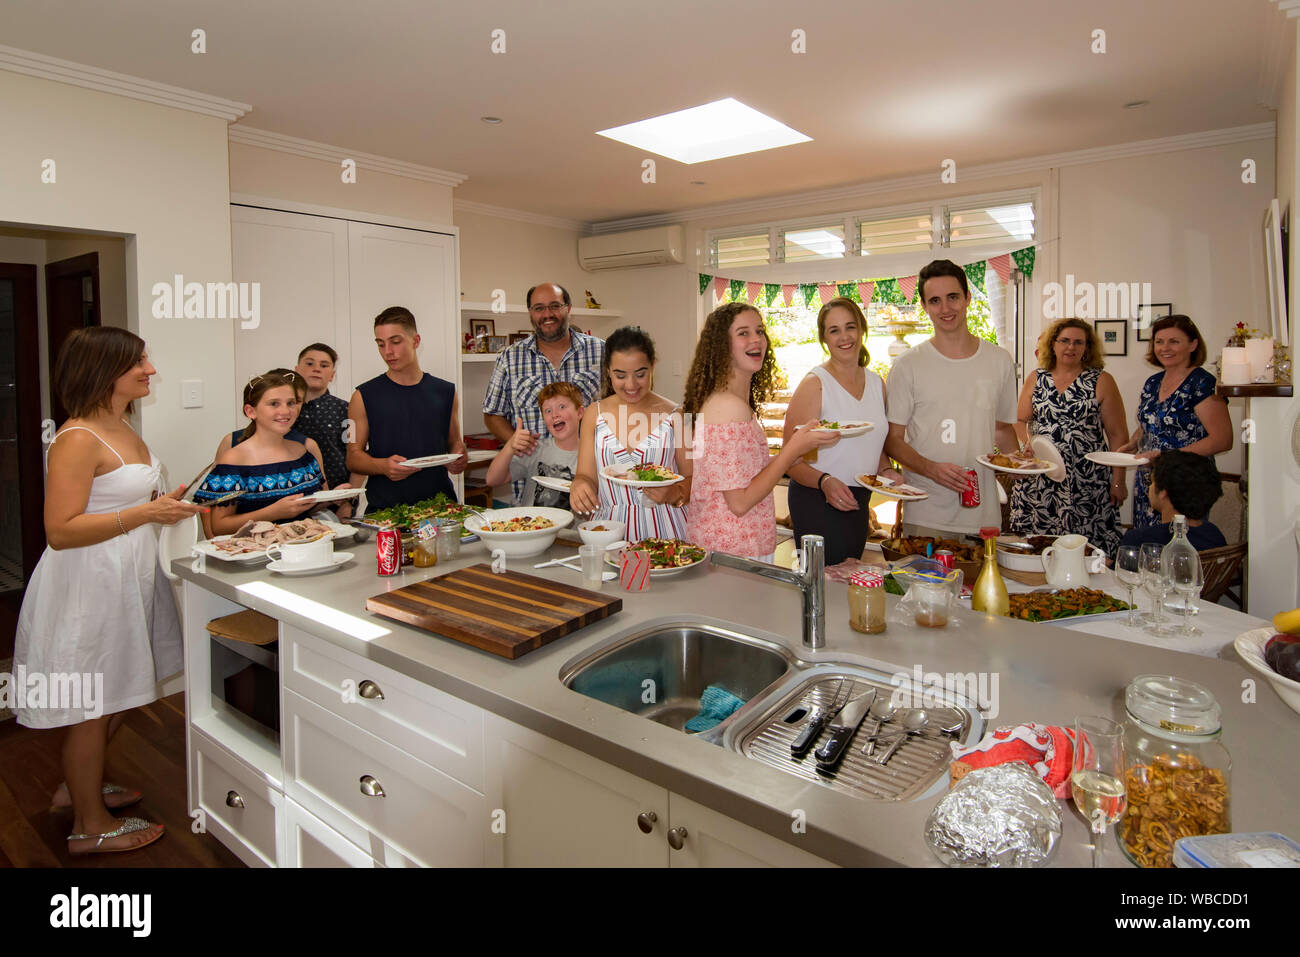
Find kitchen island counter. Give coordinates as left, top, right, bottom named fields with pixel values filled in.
left=175, top=545, right=1295, bottom=868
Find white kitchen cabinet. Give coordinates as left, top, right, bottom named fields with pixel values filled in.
left=665, top=794, right=835, bottom=868
left=281, top=797, right=378, bottom=868
left=190, top=727, right=281, bottom=869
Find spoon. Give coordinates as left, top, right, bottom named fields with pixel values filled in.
left=875, top=710, right=929, bottom=765
left=861, top=697, right=898, bottom=755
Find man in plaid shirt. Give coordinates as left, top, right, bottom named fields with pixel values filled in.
left=483, top=282, right=605, bottom=501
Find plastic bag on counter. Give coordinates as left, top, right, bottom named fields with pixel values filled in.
left=925, top=762, right=1062, bottom=868
left=888, top=557, right=963, bottom=629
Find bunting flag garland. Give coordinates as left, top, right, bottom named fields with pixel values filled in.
left=817, top=283, right=836, bottom=305
left=963, top=260, right=986, bottom=294
left=781, top=284, right=795, bottom=306
left=712, top=276, right=728, bottom=301
left=874, top=277, right=900, bottom=303
left=764, top=283, right=781, bottom=306
left=800, top=284, right=817, bottom=308
left=728, top=279, right=745, bottom=301
left=746, top=281, right=763, bottom=303
left=987, top=253, right=1011, bottom=285
left=897, top=275, right=917, bottom=302
left=856, top=281, right=875, bottom=304
left=1011, top=245, right=1036, bottom=280
left=698, top=273, right=713, bottom=295
left=837, top=282, right=855, bottom=300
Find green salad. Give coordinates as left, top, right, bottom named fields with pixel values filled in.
left=361, top=494, right=483, bottom=535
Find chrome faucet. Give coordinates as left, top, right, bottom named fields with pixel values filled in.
left=710, top=535, right=825, bottom=649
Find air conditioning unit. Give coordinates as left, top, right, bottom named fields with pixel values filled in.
left=578, top=225, right=683, bottom=271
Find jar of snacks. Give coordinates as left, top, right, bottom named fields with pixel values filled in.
left=848, top=569, right=887, bottom=634
left=1120, top=675, right=1231, bottom=869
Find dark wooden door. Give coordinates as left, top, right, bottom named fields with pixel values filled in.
left=44, top=252, right=101, bottom=426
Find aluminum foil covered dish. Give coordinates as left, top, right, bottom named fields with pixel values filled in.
left=924, top=762, right=1061, bottom=867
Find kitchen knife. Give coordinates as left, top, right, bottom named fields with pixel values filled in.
left=814, top=688, right=876, bottom=770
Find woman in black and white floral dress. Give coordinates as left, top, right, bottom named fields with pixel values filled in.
left=1009, top=318, right=1130, bottom=554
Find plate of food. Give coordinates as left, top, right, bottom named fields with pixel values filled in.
left=1006, top=587, right=1131, bottom=623
left=600, top=463, right=684, bottom=488
left=193, top=518, right=357, bottom=563
left=302, top=487, right=365, bottom=503
left=857, top=474, right=929, bottom=501
left=398, top=453, right=462, bottom=469
left=976, top=452, right=1053, bottom=476
left=532, top=475, right=573, bottom=493
left=462, top=506, right=573, bottom=558
left=809, top=419, right=873, bottom=438
left=1084, top=450, right=1147, bottom=468
left=352, top=495, right=484, bottom=540
left=606, top=537, right=708, bottom=577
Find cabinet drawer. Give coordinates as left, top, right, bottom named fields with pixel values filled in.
left=192, top=730, right=280, bottom=867
left=281, top=798, right=378, bottom=868
left=282, top=624, right=483, bottom=790
left=283, top=689, right=486, bottom=867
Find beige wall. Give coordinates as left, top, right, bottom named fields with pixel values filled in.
left=229, top=142, right=453, bottom=224
left=0, top=69, right=235, bottom=484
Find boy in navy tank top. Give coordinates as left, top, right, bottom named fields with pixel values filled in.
left=346, top=306, right=468, bottom=509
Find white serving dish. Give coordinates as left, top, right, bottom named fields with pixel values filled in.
left=996, top=536, right=1106, bottom=573
left=462, top=506, right=574, bottom=558
left=193, top=520, right=357, bottom=563
left=1234, top=627, right=1300, bottom=716
left=577, top=519, right=626, bottom=549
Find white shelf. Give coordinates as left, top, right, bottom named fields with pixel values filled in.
left=461, top=353, right=501, bottom=363
left=459, top=301, right=622, bottom=320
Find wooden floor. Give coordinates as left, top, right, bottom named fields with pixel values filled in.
left=0, top=692, right=245, bottom=867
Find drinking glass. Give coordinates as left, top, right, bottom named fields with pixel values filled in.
left=1113, top=545, right=1142, bottom=627
left=1168, top=550, right=1203, bottom=637
left=1071, top=715, right=1128, bottom=868
left=578, top=544, right=604, bottom=589
left=1139, top=543, right=1172, bottom=634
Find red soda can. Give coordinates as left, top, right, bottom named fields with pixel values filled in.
left=376, top=528, right=401, bottom=576
left=959, top=468, right=981, bottom=508
left=933, top=550, right=956, bottom=572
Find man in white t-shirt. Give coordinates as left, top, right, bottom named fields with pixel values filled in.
left=884, top=260, right=1019, bottom=535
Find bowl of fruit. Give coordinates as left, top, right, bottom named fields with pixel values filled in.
left=1233, top=608, right=1300, bottom=716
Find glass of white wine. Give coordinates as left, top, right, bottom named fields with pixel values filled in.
left=1114, top=545, right=1142, bottom=627
left=1169, top=549, right=1203, bottom=637
left=1072, top=715, right=1128, bottom=868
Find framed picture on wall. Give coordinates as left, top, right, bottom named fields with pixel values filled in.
left=470, top=318, right=495, bottom=339
left=488, top=336, right=507, bottom=353
left=1135, top=302, right=1172, bottom=342
left=508, top=332, right=529, bottom=345
left=1095, top=320, right=1128, bottom=356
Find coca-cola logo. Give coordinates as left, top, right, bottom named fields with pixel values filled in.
left=377, top=536, right=395, bottom=557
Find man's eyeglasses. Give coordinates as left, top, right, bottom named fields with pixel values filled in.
left=529, top=302, right=569, bottom=315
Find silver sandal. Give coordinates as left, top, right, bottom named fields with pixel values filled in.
left=67, top=817, right=164, bottom=855
left=50, top=782, right=142, bottom=813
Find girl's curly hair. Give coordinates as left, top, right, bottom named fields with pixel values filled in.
left=682, top=302, right=777, bottom=414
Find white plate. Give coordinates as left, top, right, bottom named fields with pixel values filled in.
left=1234, top=627, right=1300, bottom=716
left=268, top=552, right=355, bottom=575
left=1084, top=451, right=1147, bottom=468
left=976, top=454, right=1053, bottom=476
left=811, top=421, right=873, bottom=438
left=532, top=475, right=573, bottom=492
left=303, top=487, right=364, bottom=503
left=605, top=545, right=709, bottom=577
left=193, top=520, right=357, bottom=563
left=399, top=454, right=461, bottom=469
left=856, top=475, right=929, bottom=501
left=1029, top=435, right=1066, bottom=482
left=600, top=464, right=685, bottom=488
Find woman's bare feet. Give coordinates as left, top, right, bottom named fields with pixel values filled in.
left=50, top=781, right=142, bottom=812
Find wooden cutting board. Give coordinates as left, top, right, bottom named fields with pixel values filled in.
left=365, top=563, right=622, bottom=659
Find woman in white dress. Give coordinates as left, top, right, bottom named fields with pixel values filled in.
left=16, top=327, right=201, bottom=854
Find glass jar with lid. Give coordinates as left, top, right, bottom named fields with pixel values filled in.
left=848, top=569, right=886, bottom=634
left=1119, top=675, right=1231, bottom=869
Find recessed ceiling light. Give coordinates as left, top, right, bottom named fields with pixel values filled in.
left=1123, top=100, right=1149, bottom=110
left=596, top=97, right=811, bottom=164
left=480, top=116, right=503, bottom=124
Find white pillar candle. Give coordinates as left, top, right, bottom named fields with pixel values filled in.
left=1221, top=347, right=1250, bottom=385
left=1245, top=337, right=1274, bottom=381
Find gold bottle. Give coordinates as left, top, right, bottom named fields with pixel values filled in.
left=971, top=527, right=1010, bottom=616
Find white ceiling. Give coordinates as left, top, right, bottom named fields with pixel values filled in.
left=0, top=0, right=1279, bottom=223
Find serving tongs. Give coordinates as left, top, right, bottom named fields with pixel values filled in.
left=789, top=678, right=850, bottom=758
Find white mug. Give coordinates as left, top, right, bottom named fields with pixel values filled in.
left=266, top=535, right=333, bottom=568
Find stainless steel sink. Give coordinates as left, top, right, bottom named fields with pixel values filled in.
left=559, top=622, right=797, bottom=734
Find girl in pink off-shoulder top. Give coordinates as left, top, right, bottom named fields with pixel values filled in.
left=683, top=303, right=839, bottom=561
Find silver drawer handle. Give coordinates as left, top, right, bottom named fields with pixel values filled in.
left=358, top=680, right=384, bottom=701
left=226, top=790, right=245, bottom=809
left=636, top=811, right=657, bottom=834
left=359, top=775, right=386, bottom=798
left=667, top=826, right=687, bottom=850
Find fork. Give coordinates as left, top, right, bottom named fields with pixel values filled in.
left=790, top=678, right=849, bottom=758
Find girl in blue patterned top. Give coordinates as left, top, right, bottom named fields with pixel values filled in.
left=1117, top=315, right=1233, bottom=528
left=195, top=370, right=345, bottom=534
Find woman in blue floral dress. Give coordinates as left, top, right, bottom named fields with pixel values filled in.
left=1118, top=315, right=1233, bottom=528
left=1010, top=319, right=1129, bottom=553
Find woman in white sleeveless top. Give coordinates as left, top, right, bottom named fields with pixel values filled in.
left=15, top=328, right=201, bottom=854
left=782, top=298, right=896, bottom=565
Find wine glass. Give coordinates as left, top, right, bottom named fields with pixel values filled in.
left=1071, top=716, right=1128, bottom=868
left=1114, top=545, right=1142, bottom=627
left=1139, top=543, right=1172, bottom=635
left=1168, top=550, right=1203, bottom=637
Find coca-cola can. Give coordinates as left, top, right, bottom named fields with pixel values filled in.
left=959, top=468, right=981, bottom=508
left=376, top=528, right=401, bottom=576
left=933, top=550, right=956, bottom=571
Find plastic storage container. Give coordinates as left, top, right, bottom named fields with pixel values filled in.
left=1173, top=832, right=1300, bottom=868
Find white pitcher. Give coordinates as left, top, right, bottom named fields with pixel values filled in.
left=1041, top=534, right=1104, bottom=587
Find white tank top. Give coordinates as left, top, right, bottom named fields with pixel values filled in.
left=806, top=365, right=888, bottom=487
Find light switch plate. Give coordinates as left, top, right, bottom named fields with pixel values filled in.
left=181, top=379, right=203, bottom=408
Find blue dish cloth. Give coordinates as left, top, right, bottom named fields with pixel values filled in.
left=684, top=685, right=747, bottom=733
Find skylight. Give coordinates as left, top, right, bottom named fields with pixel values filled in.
left=596, top=98, right=812, bottom=164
